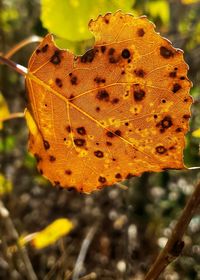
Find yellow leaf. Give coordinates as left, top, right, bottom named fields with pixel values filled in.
left=148, top=0, right=169, bottom=25
left=0, top=92, right=10, bottom=129
left=192, top=128, right=200, bottom=138
left=32, top=218, right=73, bottom=249
left=182, top=0, right=200, bottom=4
left=0, top=173, right=13, bottom=195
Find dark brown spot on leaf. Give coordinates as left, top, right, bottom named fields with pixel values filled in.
left=160, top=46, right=173, bottom=59
left=98, top=176, right=107, bottom=184
left=81, top=48, right=96, bottom=63
left=176, top=127, right=183, bottom=132
left=101, top=46, right=106, bottom=53
left=70, top=75, right=78, bottom=85
left=172, top=83, right=181, bottom=93
left=106, top=141, right=112, bottom=146
left=49, top=155, right=56, bottom=162
left=169, top=71, right=177, bottom=78
left=126, top=173, right=134, bottom=179
left=115, top=130, right=121, bottom=136
left=76, top=127, right=86, bottom=135
left=94, top=77, right=105, bottom=84
left=34, top=153, right=41, bottom=162
left=112, top=98, right=119, bottom=104
left=108, top=48, right=115, bottom=55
left=133, top=89, right=145, bottom=101
left=134, top=69, right=145, bottom=77
left=43, top=140, right=50, bottom=150
left=183, top=114, right=190, bottom=119
left=94, top=150, right=104, bottom=158
left=106, top=131, right=115, bottom=138
left=66, top=125, right=71, bottom=132
left=96, top=90, right=109, bottom=101
left=180, top=76, right=185, bottom=80
left=50, top=50, right=61, bottom=64
left=121, top=49, right=130, bottom=59
left=55, top=78, right=62, bottom=87
left=42, top=44, right=48, bottom=53
left=96, top=106, right=100, bottom=112
left=115, top=173, right=122, bottom=179
left=74, top=138, right=85, bottom=147
left=137, top=28, right=145, bottom=37
left=65, top=169, right=72, bottom=175
left=156, top=145, right=167, bottom=154
left=36, top=49, right=41, bottom=54
left=158, top=116, right=173, bottom=131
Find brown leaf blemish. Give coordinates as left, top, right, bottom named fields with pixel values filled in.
left=76, top=127, right=86, bottom=135
left=156, top=145, right=167, bottom=154
left=96, top=90, right=109, bottom=101
left=94, top=150, right=104, bottom=158
left=160, top=46, right=174, bottom=59
left=50, top=50, right=61, bottom=64
left=74, top=138, right=86, bottom=147
left=133, top=89, right=145, bottom=101
left=43, top=140, right=50, bottom=150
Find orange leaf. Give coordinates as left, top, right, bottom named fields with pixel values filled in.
left=25, top=12, right=192, bottom=193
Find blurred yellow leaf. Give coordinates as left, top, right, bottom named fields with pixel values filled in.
left=148, top=0, right=169, bottom=25
left=0, top=173, right=13, bottom=195
left=192, top=128, right=200, bottom=138
left=182, top=0, right=200, bottom=4
left=32, top=218, right=73, bottom=249
left=0, top=92, right=10, bottom=129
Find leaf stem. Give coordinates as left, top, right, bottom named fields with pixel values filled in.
left=144, top=180, right=200, bottom=280
left=0, top=112, right=24, bottom=123
left=0, top=55, right=27, bottom=76
left=4, top=35, right=42, bottom=59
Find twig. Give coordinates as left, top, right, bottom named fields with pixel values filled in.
left=0, top=55, right=27, bottom=76
left=72, top=225, right=98, bottom=280
left=0, top=199, right=38, bottom=280
left=144, top=180, right=200, bottom=280
left=0, top=112, right=24, bottom=123
left=4, top=35, right=42, bottom=59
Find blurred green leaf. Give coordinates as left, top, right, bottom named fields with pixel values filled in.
left=0, top=174, right=13, bottom=196
left=0, top=135, right=16, bottom=153
left=147, top=0, right=169, bottom=25
left=41, top=0, right=135, bottom=42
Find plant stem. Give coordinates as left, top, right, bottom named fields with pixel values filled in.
left=0, top=55, right=27, bottom=76
left=144, top=180, right=200, bottom=280
left=4, top=35, right=42, bottom=59
left=0, top=112, right=24, bottom=123
left=0, top=199, right=38, bottom=280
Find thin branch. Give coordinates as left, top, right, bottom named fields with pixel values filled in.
left=144, top=180, right=200, bottom=280
left=0, top=112, right=24, bottom=123
left=0, top=55, right=27, bottom=76
left=0, top=199, right=38, bottom=280
left=4, top=35, right=42, bottom=59
left=72, top=225, right=98, bottom=280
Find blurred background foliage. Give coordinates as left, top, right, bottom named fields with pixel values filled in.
left=0, top=0, right=200, bottom=279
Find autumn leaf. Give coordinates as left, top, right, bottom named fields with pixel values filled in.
left=25, top=12, right=192, bottom=193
